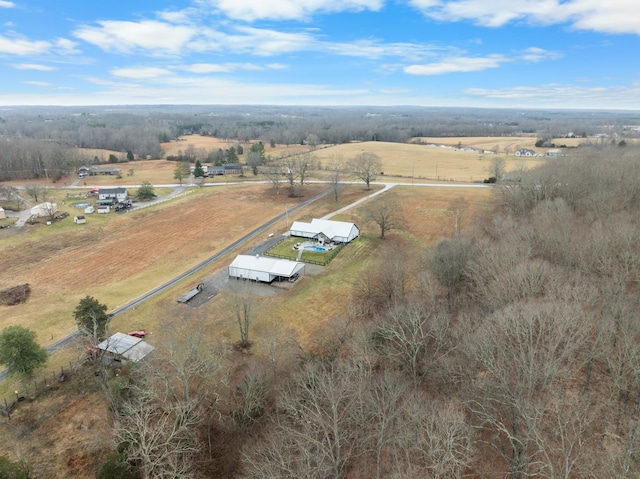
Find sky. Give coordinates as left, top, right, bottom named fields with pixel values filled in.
left=1, top=0, right=640, bottom=109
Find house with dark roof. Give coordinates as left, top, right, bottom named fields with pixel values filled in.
left=515, top=148, right=537, bottom=157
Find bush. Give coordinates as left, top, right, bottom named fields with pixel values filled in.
left=0, top=456, right=30, bottom=478
left=96, top=454, right=139, bottom=479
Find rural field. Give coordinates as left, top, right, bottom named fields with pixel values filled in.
left=0, top=175, right=497, bottom=478
left=162, top=135, right=545, bottom=183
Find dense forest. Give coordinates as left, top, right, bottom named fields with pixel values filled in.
left=86, top=143, right=640, bottom=478
left=1, top=105, right=639, bottom=180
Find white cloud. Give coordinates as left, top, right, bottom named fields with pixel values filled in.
left=203, top=0, right=384, bottom=21
left=0, top=1, right=15, bottom=7
left=409, top=0, right=640, bottom=35
left=53, top=38, right=80, bottom=55
left=519, top=47, right=562, bottom=62
left=22, top=81, right=51, bottom=87
left=405, top=55, right=506, bottom=75
left=111, top=66, right=173, bottom=79
left=0, top=34, right=51, bottom=55
left=226, top=26, right=316, bottom=56
left=74, top=20, right=196, bottom=55
left=12, top=63, right=56, bottom=71
left=181, top=62, right=285, bottom=73
left=464, top=82, right=640, bottom=108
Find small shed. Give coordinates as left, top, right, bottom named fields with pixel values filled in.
left=228, top=255, right=305, bottom=283
left=290, top=218, right=360, bottom=244
left=97, top=332, right=154, bottom=363
left=84, top=205, right=95, bottom=214
left=0, top=207, right=5, bottom=219
left=73, top=215, right=86, bottom=224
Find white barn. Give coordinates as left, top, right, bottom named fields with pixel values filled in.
left=228, top=255, right=305, bottom=283
left=289, top=218, right=359, bottom=244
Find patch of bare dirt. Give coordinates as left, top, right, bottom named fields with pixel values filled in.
left=0, top=284, right=31, bottom=306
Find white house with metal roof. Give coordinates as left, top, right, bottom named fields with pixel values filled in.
left=289, top=218, right=359, bottom=244
left=97, top=332, right=155, bottom=363
left=228, top=255, right=305, bottom=283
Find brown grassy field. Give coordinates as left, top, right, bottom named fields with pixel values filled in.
left=161, top=135, right=304, bottom=159
left=162, top=135, right=546, bottom=182
left=313, top=141, right=543, bottom=182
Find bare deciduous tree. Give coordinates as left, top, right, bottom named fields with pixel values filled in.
left=393, top=397, right=473, bottom=479
left=348, top=152, right=381, bottom=190
left=372, top=301, right=451, bottom=390
left=362, top=196, right=405, bottom=239
left=327, top=153, right=344, bottom=202
left=465, top=300, right=588, bottom=479
left=229, top=279, right=256, bottom=348
left=241, top=362, right=367, bottom=479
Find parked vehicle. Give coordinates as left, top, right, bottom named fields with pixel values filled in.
left=128, top=330, right=145, bottom=338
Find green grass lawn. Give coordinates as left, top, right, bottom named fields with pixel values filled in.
left=266, top=237, right=344, bottom=265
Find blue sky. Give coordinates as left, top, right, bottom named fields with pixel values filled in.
left=1, top=0, right=639, bottom=109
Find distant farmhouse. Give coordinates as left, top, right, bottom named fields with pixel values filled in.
left=289, top=218, right=360, bottom=245
left=98, top=187, right=129, bottom=205
left=228, top=255, right=305, bottom=283
left=515, top=148, right=538, bottom=157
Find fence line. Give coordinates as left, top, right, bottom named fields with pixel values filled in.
left=0, top=357, right=84, bottom=421
left=265, top=242, right=344, bottom=266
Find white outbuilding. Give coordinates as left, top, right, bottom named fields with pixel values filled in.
left=228, top=255, right=305, bottom=283
left=0, top=207, right=5, bottom=219
left=30, top=202, right=58, bottom=217
left=289, top=218, right=359, bottom=244
left=97, top=332, right=155, bottom=363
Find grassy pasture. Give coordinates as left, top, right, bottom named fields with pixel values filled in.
left=313, top=141, right=543, bottom=182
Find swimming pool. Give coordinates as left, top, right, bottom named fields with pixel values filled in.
left=74, top=202, right=90, bottom=208
left=304, top=245, right=327, bottom=252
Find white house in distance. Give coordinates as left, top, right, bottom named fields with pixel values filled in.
left=515, top=148, right=538, bottom=157
left=0, top=206, right=5, bottom=219
left=30, top=202, right=58, bottom=217
left=228, top=255, right=305, bottom=283
left=98, top=187, right=129, bottom=202
left=289, top=218, right=360, bottom=244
